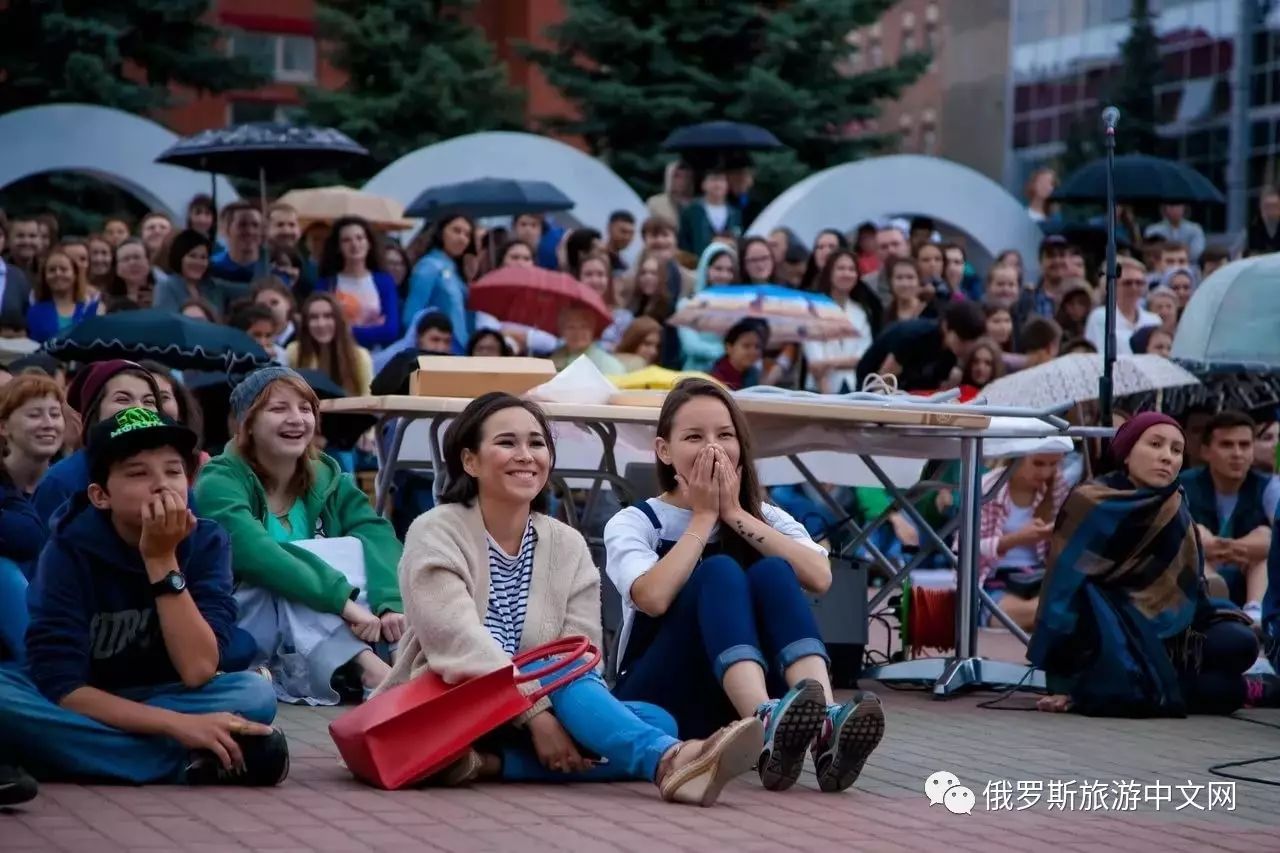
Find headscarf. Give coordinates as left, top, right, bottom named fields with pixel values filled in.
left=692, top=242, right=736, bottom=295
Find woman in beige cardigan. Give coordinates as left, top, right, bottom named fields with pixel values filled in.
left=377, top=392, right=762, bottom=805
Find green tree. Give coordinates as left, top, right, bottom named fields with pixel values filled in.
left=521, top=0, right=929, bottom=202
left=1060, top=0, right=1162, bottom=174
left=0, top=0, right=264, bottom=115
left=0, top=1, right=264, bottom=232
left=303, top=0, right=523, bottom=183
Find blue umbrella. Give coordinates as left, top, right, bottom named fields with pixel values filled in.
left=404, top=178, right=574, bottom=219
left=662, top=121, right=783, bottom=152
left=44, top=309, right=272, bottom=372
left=1052, top=154, right=1224, bottom=204
left=1171, top=254, right=1280, bottom=371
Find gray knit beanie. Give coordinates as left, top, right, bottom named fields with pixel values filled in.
left=230, top=365, right=306, bottom=425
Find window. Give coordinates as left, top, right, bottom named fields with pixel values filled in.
left=902, top=12, right=917, bottom=54
left=870, top=39, right=884, bottom=68
left=228, top=31, right=316, bottom=83
left=228, top=101, right=289, bottom=126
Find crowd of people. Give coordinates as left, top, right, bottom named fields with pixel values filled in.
left=0, top=157, right=1279, bottom=807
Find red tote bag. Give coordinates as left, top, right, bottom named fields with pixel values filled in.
left=328, top=636, right=600, bottom=790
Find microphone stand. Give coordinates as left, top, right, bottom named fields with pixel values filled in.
left=1099, top=109, right=1118, bottom=432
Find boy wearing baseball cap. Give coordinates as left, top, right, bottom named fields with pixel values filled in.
left=0, top=408, right=289, bottom=786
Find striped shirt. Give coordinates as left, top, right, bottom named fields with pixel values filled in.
left=484, top=519, right=537, bottom=656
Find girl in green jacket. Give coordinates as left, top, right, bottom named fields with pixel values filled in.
left=195, top=366, right=403, bottom=704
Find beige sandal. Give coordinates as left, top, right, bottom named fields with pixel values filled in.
left=658, top=717, right=764, bottom=807
left=424, top=749, right=484, bottom=787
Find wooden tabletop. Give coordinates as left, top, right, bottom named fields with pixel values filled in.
left=320, top=394, right=991, bottom=430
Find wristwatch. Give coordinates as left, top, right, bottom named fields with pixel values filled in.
left=150, top=571, right=188, bottom=596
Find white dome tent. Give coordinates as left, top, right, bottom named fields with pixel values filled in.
left=0, top=103, right=239, bottom=219
left=362, top=131, right=648, bottom=259
left=748, top=154, right=1045, bottom=282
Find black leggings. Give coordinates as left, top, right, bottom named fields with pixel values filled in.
left=1178, top=621, right=1258, bottom=715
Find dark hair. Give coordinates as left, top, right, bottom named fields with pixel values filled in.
left=1202, top=410, right=1256, bottom=446
left=498, top=239, right=536, bottom=267
left=220, top=200, right=258, bottom=227
left=1201, top=245, right=1230, bottom=266
left=167, top=229, right=213, bottom=277
left=815, top=248, right=883, bottom=335
left=416, top=312, right=453, bottom=338
left=428, top=214, right=475, bottom=260
left=136, top=361, right=205, bottom=448
left=941, top=300, right=987, bottom=341
left=466, top=329, right=512, bottom=356
left=382, top=241, right=413, bottom=300
left=251, top=275, right=296, bottom=309
left=268, top=241, right=304, bottom=272
left=725, top=317, right=768, bottom=347
left=319, top=215, right=383, bottom=278
left=231, top=303, right=277, bottom=332
left=641, top=216, right=676, bottom=239
left=1020, top=316, right=1062, bottom=353
left=565, top=228, right=602, bottom=277
left=609, top=210, right=636, bottom=226
left=104, top=296, right=140, bottom=314
left=799, top=229, right=848, bottom=291
left=655, top=379, right=764, bottom=565
left=180, top=298, right=220, bottom=323
left=738, top=236, right=776, bottom=284
left=1062, top=336, right=1097, bottom=355
left=440, top=392, right=555, bottom=512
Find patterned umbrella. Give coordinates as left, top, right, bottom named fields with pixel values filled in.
left=667, top=285, right=856, bottom=344
left=468, top=267, right=611, bottom=336
left=155, top=123, right=368, bottom=179
left=44, top=309, right=272, bottom=372
left=979, top=353, right=1199, bottom=408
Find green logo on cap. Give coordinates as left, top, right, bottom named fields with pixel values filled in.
left=110, top=407, right=164, bottom=438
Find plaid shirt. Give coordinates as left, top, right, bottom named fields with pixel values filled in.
left=978, top=467, right=1076, bottom=587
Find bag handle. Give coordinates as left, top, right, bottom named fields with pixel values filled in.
left=511, top=635, right=601, bottom=702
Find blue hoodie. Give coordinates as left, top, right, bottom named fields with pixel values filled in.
left=0, top=478, right=46, bottom=578
left=24, top=494, right=237, bottom=703
left=30, top=448, right=88, bottom=533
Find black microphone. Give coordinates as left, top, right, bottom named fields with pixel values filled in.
left=1101, top=106, right=1120, bottom=134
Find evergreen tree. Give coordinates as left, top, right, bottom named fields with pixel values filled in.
left=0, top=0, right=264, bottom=115
left=1060, top=0, right=1162, bottom=174
left=521, top=0, right=929, bottom=202
left=1110, top=0, right=1162, bottom=157
left=303, top=0, right=523, bottom=182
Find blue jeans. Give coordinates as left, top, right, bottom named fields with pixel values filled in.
left=497, top=668, right=678, bottom=783
left=615, top=555, right=829, bottom=738
left=0, top=558, right=29, bottom=663
left=0, top=665, right=277, bottom=783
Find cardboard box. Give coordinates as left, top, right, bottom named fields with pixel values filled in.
left=412, top=356, right=557, bottom=398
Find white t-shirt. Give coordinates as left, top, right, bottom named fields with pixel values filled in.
left=803, top=299, right=873, bottom=392
left=999, top=501, right=1039, bottom=568
left=603, top=498, right=827, bottom=669
left=1084, top=305, right=1161, bottom=355
left=704, top=203, right=729, bottom=233
left=335, top=272, right=382, bottom=326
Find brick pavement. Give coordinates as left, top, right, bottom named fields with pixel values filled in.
left=5, top=664, right=1279, bottom=853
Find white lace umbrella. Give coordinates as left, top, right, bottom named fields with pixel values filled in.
left=979, top=353, right=1199, bottom=408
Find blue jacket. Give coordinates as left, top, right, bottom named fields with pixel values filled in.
left=0, top=479, right=46, bottom=577
left=315, top=271, right=401, bottom=349
left=404, top=249, right=468, bottom=350
left=31, top=448, right=89, bottom=536
left=25, top=300, right=97, bottom=344
left=25, top=495, right=237, bottom=703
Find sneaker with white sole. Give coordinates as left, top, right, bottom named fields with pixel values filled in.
left=753, top=678, right=826, bottom=791
left=810, top=691, right=885, bottom=793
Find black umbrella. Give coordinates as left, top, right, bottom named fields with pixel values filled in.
left=155, top=123, right=369, bottom=209
left=185, top=369, right=376, bottom=451
left=1052, top=154, right=1225, bottom=204
left=404, top=178, right=574, bottom=220
left=44, top=310, right=272, bottom=372
left=662, top=121, right=783, bottom=152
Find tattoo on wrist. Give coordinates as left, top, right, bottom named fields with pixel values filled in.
left=734, top=519, right=766, bottom=544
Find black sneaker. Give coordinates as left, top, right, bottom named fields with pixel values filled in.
left=0, top=764, right=37, bottom=805
left=187, top=729, right=290, bottom=786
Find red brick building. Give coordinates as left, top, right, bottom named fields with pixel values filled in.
left=156, top=0, right=574, bottom=138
